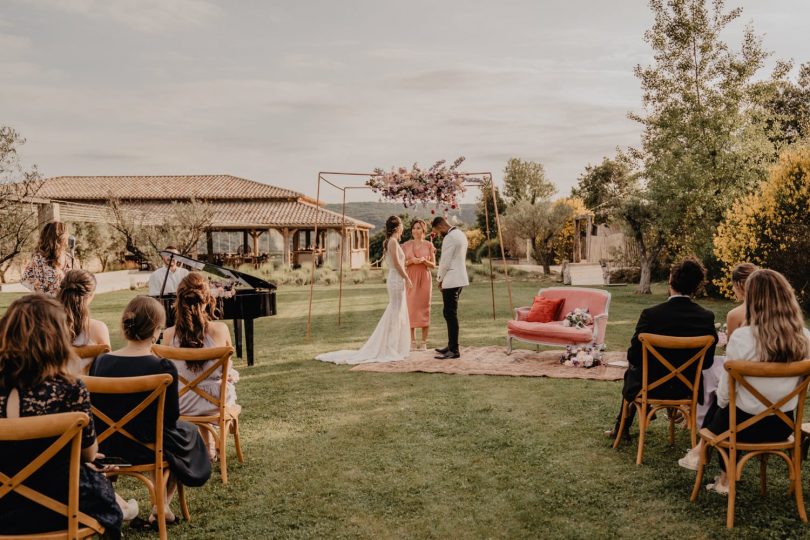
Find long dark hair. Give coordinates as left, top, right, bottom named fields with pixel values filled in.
left=58, top=269, right=97, bottom=343
left=37, top=221, right=68, bottom=266
left=0, top=294, right=75, bottom=391
left=384, top=216, right=402, bottom=241
left=174, top=273, right=217, bottom=372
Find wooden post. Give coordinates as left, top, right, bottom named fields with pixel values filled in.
left=482, top=183, right=496, bottom=320
left=206, top=230, right=214, bottom=262
left=491, top=176, right=513, bottom=312
left=306, top=175, right=322, bottom=339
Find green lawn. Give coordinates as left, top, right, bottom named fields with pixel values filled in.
left=3, top=278, right=808, bottom=538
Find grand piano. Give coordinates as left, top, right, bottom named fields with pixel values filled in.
left=151, top=250, right=277, bottom=366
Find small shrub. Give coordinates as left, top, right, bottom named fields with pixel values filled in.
left=610, top=267, right=641, bottom=284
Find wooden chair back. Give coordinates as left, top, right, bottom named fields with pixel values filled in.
left=639, top=333, right=715, bottom=404
left=72, top=344, right=111, bottom=375
left=81, top=374, right=173, bottom=458
left=0, top=412, right=105, bottom=538
left=152, top=345, right=235, bottom=419
left=719, top=359, right=810, bottom=447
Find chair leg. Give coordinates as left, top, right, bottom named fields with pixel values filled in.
left=668, top=409, right=676, bottom=445
left=506, top=337, right=513, bottom=355
left=690, top=443, right=708, bottom=502
left=220, top=421, right=228, bottom=484
left=613, top=400, right=629, bottom=449
left=727, top=452, right=737, bottom=529
left=178, top=482, right=190, bottom=521
left=759, top=455, right=768, bottom=497
left=155, top=468, right=168, bottom=540
left=690, top=407, right=697, bottom=448
left=636, top=405, right=647, bottom=465
left=231, top=417, right=245, bottom=463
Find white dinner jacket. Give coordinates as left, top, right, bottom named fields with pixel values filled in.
left=436, top=227, right=469, bottom=289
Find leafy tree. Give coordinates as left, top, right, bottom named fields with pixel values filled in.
left=502, top=158, right=555, bottom=205
left=72, top=222, right=120, bottom=272
left=758, top=62, right=810, bottom=148
left=714, top=145, right=810, bottom=311
left=628, top=0, right=776, bottom=291
left=503, top=199, right=573, bottom=275
left=572, top=153, right=637, bottom=224
left=549, top=197, right=588, bottom=265
left=0, top=127, right=42, bottom=282
left=475, top=180, right=507, bottom=245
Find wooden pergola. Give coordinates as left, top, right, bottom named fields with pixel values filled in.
left=306, top=171, right=513, bottom=338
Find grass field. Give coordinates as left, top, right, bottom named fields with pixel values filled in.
left=4, top=277, right=810, bottom=538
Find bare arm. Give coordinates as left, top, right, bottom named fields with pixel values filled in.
left=388, top=239, right=410, bottom=283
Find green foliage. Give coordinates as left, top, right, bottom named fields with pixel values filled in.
left=475, top=180, right=507, bottom=244
left=0, top=126, right=41, bottom=281
left=503, top=199, right=573, bottom=274
left=758, top=62, right=810, bottom=148
left=72, top=222, right=121, bottom=272
left=502, top=158, right=555, bottom=205
left=572, top=153, right=637, bottom=225
left=714, top=145, right=810, bottom=311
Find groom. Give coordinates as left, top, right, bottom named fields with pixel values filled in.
left=431, top=217, right=469, bottom=359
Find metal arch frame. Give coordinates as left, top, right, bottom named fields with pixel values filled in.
left=306, top=171, right=513, bottom=338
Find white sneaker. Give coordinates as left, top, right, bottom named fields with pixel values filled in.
left=678, top=450, right=700, bottom=471
left=706, top=476, right=729, bottom=495
left=122, top=498, right=139, bottom=521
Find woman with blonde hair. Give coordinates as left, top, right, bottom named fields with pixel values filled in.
left=21, top=221, right=70, bottom=296
left=402, top=219, right=436, bottom=350
left=724, top=262, right=758, bottom=338
left=679, top=270, right=810, bottom=493
left=58, top=269, right=110, bottom=373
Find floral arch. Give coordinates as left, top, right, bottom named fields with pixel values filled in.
left=306, top=158, right=513, bottom=338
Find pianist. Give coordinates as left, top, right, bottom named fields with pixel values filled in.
left=148, top=246, right=190, bottom=296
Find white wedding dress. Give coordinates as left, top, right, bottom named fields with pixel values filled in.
left=316, top=241, right=411, bottom=365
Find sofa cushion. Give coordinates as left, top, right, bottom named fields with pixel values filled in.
left=507, top=320, right=593, bottom=344
left=526, top=296, right=564, bottom=323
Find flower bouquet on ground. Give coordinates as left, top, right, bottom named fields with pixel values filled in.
left=562, top=308, right=593, bottom=329
left=560, top=344, right=606, bottom=369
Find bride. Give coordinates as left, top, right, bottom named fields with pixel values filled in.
left=316, top=216, right=414, bottom=364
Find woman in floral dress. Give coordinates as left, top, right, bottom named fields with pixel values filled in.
left=21, top=221, right=70, bottom=296
left=402, top=219, right=436, bottom=350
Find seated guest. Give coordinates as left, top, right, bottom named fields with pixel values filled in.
left=58, top=269, right=111, bottom=373
left=607, top=258, right=717, bottom=439
left=21, top=221, right=70, bottom=296
left=0, top=294, right=125, bottom=537
left=161, top=272, right=237, bottom=459
left=148, top=245, right=189, bottom=296
left=678, top=269, right=810, bottom=492
left=724, top=262, right=758, bottom=339
left=90, top=296, right=211, bottom=526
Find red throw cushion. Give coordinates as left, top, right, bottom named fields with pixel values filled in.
left=526, top=296, right=564, bottom=323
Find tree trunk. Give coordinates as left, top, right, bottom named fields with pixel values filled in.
left=638, top=254, right=653, bottom=294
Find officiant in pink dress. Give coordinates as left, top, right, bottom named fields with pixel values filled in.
left=402, top=219, right=436, bottom=350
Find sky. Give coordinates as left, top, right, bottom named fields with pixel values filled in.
left=1, top=0, right=808, bottom=203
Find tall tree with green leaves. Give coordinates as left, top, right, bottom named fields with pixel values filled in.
left=629, top=0, right=776, bottom=292
left=502, top=158, right=555, bottom=205
left=475, top=180, right=507, bottom=244
left=504, top=200, right=573, bottom=275
left=572, top=152, right=638, bottom=225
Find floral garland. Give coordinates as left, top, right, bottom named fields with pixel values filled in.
left=366, top=157, right=478, bottom=211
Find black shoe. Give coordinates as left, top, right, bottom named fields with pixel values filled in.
left=435, top=351, right=460, bottom=360
left=435, top=347, right=450, bottom=354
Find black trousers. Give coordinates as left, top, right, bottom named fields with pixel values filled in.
left=441, top=287, right=462, bottom=353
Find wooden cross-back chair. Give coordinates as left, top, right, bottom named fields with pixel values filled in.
left=72, top=344, right=111, bottom=375
left=690, top=359, right=810, bottom=528
left=82, top=374, right=189, bottom=540
left=0, top=412, right=105, bottom=539
left=152, top=344, right=243, bottom=484
left=613, top=333, right=715, bottom=464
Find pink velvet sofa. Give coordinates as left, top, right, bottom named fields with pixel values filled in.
left=507, top=287, right=611, bottom=354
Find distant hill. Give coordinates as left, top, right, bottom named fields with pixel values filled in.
left=325, top=202, right=477, bottom=231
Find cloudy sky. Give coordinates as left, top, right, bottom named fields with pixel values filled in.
left=1, top=0, right=807, bottom=203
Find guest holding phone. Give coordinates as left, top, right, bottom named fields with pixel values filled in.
left=21, top=221, right=70, bottom=296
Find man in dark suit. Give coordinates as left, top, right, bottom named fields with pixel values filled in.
left=608, top=258, right=718, bottom=439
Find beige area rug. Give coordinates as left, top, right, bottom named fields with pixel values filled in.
left=349, top=346, right=627, bottom=381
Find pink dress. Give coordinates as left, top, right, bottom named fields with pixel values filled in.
left=402, top=240, right=435, bottom=329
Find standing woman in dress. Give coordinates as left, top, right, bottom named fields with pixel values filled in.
left=402, top=219, right=436, bottom=350
left=21, top=221, right=70, bottom=296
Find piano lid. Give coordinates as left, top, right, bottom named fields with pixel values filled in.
left=159, top=250, right=276, bottom=290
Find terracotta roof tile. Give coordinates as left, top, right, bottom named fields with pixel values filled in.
left=39, top=175, right=303, bottom=201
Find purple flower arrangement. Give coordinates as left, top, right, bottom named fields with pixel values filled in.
left=366, top=156, right=479, bottom=212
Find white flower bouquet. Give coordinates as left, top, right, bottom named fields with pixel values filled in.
left=562, top=308, right=593, bottom=329
left=560, top=344, right=606, bottom=369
